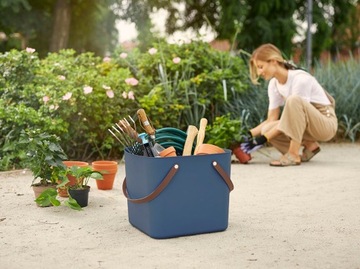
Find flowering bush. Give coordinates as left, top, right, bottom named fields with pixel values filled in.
left=1, top=41, right=250, bottom=169
left=34, top=49, right=139, bottom=160
left=114, top=40, right=249, bottom=129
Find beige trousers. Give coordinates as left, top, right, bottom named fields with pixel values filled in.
left=261, top=92, right=338, bottom=154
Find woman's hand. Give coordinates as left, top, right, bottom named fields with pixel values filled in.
left=240, top=135, right=267, bottom=154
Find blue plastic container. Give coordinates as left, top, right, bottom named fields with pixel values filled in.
left=123, top=149, right=233, bottom=239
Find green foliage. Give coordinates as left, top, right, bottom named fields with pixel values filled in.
left=66, top=166, right=103, bottom=190
left=0, top=0, right=119, bottom=57
left=313, top=57, right=360, bottom=141
left=34, top=188, right=61, bottom=207
left=34, top=188, right=82, bottom=210
left=115, top=40, right=249, bottom=129
left=18, top=129, right=68, bottom=186
left=63, top=196, right=83, bottom=211
left=1, top=42, right=359, bottom=172
left=34, top=49, right=138, bottom=160
left=205, top=114, right=248, bottom=149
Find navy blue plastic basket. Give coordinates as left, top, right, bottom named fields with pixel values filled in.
left=123, top=148, right=234, bottom=239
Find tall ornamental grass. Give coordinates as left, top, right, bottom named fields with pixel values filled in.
left=313, top=57, right=360, bottom=142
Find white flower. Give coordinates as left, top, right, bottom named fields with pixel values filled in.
left=148, top=48, right=157, bottom=55
left=106, top=90, right=114, bottom=98
left=172, top=57, right=181, bottom=64
left=62, top=92, right=72, bottom=100
left=102, top=85, right=111, bottom=90
left=122, top=91, right=127, bottom=99
left=58, top=75, right=66, bottom=80
left=83, top=86, right=93, bottom=94
left=42, top=96, right=50, bottom=103
left=103, top=56, right=111, bottom=62
left=128, top=91, right=135, bottom=100
left=125, top=78, right=139, bottom=86
left=120, top=52, right=128, bottom=59
left=26, top=47, right=35, bottom=53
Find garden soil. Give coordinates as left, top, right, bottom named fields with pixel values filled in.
left=1, top=143, right=360, bottom=269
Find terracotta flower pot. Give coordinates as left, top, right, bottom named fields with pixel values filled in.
left=195, top=144, right=225, bottom=155
left=58, top=161, right=89, bottom=197
left=159, top=146, right=177, bottom=157
left=92, top=161, right=118, bottom=190
left=232, top=147, right=251, bottom=164
left=32, top=184, right=57, bottom=207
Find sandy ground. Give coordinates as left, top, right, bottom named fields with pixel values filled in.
left=0, top=143, right=360, bottom=269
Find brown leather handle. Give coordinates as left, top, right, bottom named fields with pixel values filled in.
left=122, top=161, right=233, bottom=204
left=212, top=161, right=234, bottom=191
left=122, top=164, right=179, bottom=204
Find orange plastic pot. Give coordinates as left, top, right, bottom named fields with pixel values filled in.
left=92, top=161, right=118, bottom=190
left=58, top=161, right=89, bottom=197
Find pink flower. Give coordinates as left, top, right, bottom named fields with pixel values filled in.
left=125, top=77, right=139, bottom=86
left=120, top=53, right=128, bottom=59
left=122, top=91, right=127, bottom=99
left=128, top=91, right=135, bottom=100
left=106, top=90, right=114, bottom=98
left=42, top=96, right=50, bottom=103
left=172, top=57, right=181, bottom=64
left=62, top=92, right=72, bottom=100
left=148, top=48, right=157, bottom=55
left=103, top=56, right=111, bottom=62
left=83, top=86, right=93, bottom=94
left=58, top=75, right=66, bottom=80
left=26, top=47, right=35, bottom=53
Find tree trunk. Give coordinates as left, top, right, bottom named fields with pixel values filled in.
left=49, top=0, right=71, bottom=52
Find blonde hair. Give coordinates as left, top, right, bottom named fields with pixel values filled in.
left=249, top=43, right=285, bottom=85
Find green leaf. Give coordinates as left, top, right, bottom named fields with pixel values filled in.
left=64, top=197, right=82, bottom=211
left=34, top=188, right=59, bottom=207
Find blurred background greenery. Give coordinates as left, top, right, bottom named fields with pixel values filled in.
left=0, top=0, right=359, bottom=59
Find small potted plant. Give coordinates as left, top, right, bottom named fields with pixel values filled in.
left=66, top=166, right=103, bottom=207
left=18, top=129, right=68, bottom=206
left=205, top=113, right=251, bottom=164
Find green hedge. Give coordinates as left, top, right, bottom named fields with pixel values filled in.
left=0, top=41, right=249, bottom=170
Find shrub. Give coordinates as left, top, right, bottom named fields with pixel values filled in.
left=114, top=40, right=249, bottom=130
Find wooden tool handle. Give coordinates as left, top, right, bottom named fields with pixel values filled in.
left=137, top=109, right=156, bottom=137
left=194, top=118, right=208, bottom=155
left=182, top=125, right=198, bottom=156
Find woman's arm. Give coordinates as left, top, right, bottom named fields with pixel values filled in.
left=250, top=107, right=280, bottom=137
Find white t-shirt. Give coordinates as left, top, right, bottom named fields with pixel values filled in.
left=268, top=69, right=331, bottom=110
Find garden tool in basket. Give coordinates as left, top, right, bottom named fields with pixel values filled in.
left=194, top=118, right=208, bottom=155
left=137, top=108, right=162, bottom=156
left=182, top=125, right=198, bottom=156
left=108, top=116, right=143, bottom=155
